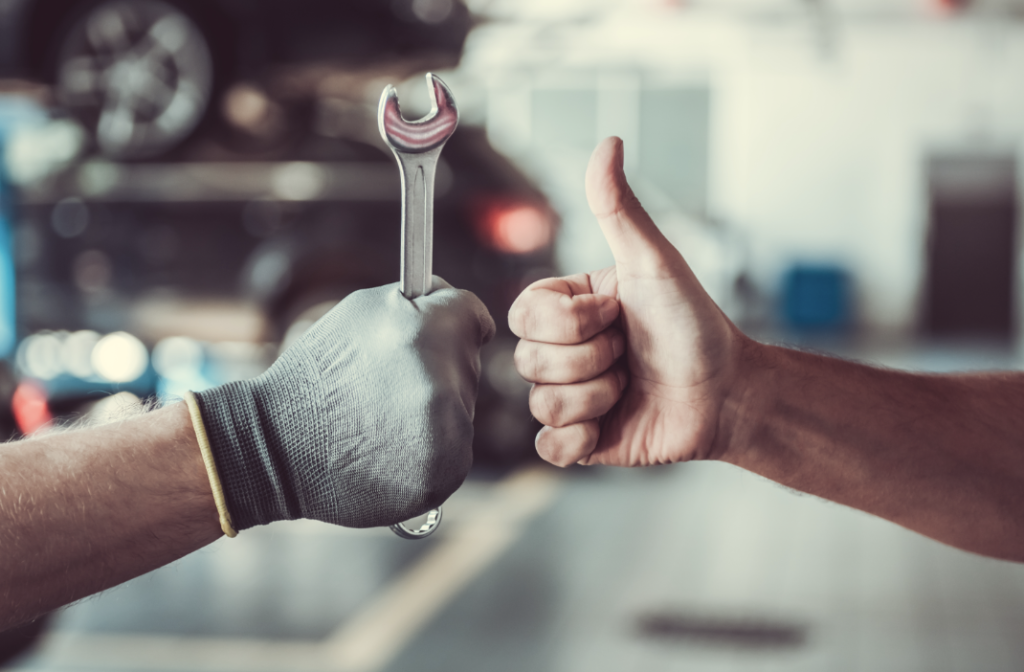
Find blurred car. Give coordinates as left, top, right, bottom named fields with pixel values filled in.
left=14, top=119, right=557, bottom=462
left=0, top=0, right=472, bottom=158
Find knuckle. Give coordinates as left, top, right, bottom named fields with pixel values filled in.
left=536, top=422, right=598, bottom=468
left=588, top=370, right=621, bottom=414
left=582, top=335, right=611, bottom=375
left=530, top=384, right=566, bottom=427
left=583, top=381, right=606, bottom=411
left=535, top=442, right=564, bottom=468
left=573, top=422, right=598, bottom=459
left=565, top=301, right=590, bottom=343
left=550, top=450, right=578, bottom=468
left=507, top=301, right=526, bottom=337
left=513, top=341, right=540, bottom=381
left=536, top=428, right=574, bottom=468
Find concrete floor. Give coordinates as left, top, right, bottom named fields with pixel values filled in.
left=7, top=339, right=1024, bottom=672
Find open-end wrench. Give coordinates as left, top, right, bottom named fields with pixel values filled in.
left=378, top=72, right=459, bottom=539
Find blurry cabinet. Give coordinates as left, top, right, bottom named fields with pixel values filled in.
left=532, top=90, right=598, bottom=150
left=530, top=82, right=710, bottom=214
left=924, top=155, right=1017, bottom=338
left=638, top=88, right=710, bottom=215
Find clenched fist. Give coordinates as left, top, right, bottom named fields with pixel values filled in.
left=196, top=278, right=496, bottom=529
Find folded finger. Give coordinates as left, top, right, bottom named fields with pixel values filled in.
left=535, top=421, right=600, bottom=467
left=508, top=276, right=619, bottom=344
left=529, top=365, right=627, bottom=428
left=515, top=328, right=624, bottom=384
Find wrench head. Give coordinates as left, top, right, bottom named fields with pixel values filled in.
left=378, top=73, right=459, bottom=154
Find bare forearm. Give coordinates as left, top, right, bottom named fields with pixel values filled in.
left=719, top=340, right=1024, bottom=560
left=0, top=403, right=222, bottom=628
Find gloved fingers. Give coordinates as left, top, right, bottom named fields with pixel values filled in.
left=535, top=420, right=600, bottom=467
left=529, top=363, right=628, bottom=428
left=468, top=291, right=497, bottom=346
left=508, top=276, right=620, bottom=344
left=452, top=288, right=496, bottom=346
left=515, top=327, right=624, bottom=384
left=417, top=277, right=497, bottom=346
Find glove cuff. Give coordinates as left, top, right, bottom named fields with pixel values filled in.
left=183, top=392, right=237, bottom=538
left=193, top=381, right=299, bottom=530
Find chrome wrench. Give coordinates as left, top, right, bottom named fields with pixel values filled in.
left=378, top=72, right=459, bottom=539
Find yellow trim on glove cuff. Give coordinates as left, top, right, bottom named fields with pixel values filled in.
left=184, top=391, right=238, bottom=538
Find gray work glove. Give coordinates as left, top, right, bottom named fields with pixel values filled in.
left=194, top=278, right=496, bottom=530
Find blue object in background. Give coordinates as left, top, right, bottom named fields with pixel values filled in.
left=0, top=160, right=15, bottom=359
left=782, top=264, right=852, bottom=332
left=0, top=97, right=47, bottom=359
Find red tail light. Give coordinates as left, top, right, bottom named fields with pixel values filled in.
left=12, top=381, right=52, bottom=435
left=474, top=200, right=555, bottom=255
left=930, top=0, right=969, bottom=14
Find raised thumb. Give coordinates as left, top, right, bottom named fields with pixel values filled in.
left=586, top=137, right=682, bottom=278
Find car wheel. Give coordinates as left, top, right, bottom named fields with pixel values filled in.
left=54, top=0, right=214, bottom=159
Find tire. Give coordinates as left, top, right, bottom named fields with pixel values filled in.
left=53, top=0, right=215, bottom=159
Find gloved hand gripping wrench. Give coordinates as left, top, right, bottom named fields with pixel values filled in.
left=378, top=72, right=459, bottom=539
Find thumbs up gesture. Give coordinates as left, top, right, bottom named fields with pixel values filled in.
left=509, top=137, right=750, bottom=467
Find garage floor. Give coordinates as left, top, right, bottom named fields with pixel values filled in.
left=8, top=339, right=1024, bottom=672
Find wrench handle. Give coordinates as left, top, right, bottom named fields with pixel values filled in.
left=396, top=150, right=440, bottom=299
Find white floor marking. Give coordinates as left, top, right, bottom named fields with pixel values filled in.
left=25, top=466, right=561, bottom=672
left=326, top=465, right=561, bottom=671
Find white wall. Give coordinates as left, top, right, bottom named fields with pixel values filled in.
left=455, top=5, right=1024, bottom=333
left=718, top=18, right=1024, bottom=333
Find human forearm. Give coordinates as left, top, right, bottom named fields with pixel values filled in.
left=0, top=403, right=221, bottom=628
left=720, top=340, right=1024, bottom=560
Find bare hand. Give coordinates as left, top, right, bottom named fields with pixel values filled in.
left=509, top=137, right=748, bottom=467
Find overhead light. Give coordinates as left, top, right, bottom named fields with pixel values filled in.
left=17, top=332, right=64, bottom=380
left=153, top=336, right=204, bottom=381
left=61, top=330, right=101, bottom=379
left=474, top=200, right=555, bottom=255
left=272, top=162, right=326, bottom=201
left=929, top=0, right=970, bottom=15
left=92, top=331, right=149, bottom=383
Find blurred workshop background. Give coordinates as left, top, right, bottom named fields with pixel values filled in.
left=3, top=0, right=1024, bottom=670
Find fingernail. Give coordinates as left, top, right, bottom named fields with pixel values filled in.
left=616, top=366, right=629, bottom=391
left=599, top=298, right=619, bottom=325
left=611, top=332, right=625, bottom=359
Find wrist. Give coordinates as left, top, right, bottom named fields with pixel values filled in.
left=709, top=334, right=777, bottom=466
left=183, top=392, right=237, bottom=538
left=194, top=380, right=289, bottom=530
